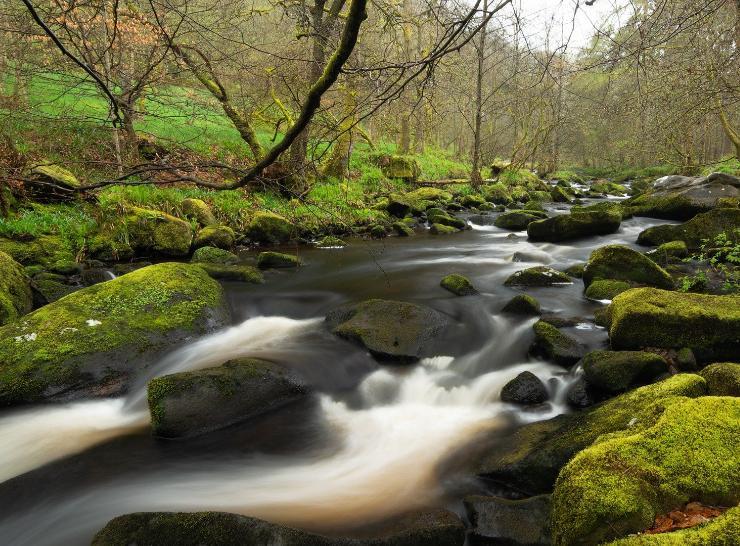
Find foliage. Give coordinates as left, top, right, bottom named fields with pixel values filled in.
left=679, top=230, right=740, bottom=293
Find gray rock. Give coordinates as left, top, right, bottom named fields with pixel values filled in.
left=501, top=372, right=548, bottom=405
left=464, top=494, right=551, bottom=545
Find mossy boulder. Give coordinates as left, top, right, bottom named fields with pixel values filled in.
left=591, top=180, right=628, bottom=195
left=440, top=274, right=477, bottom=296
left=531, top=320, right=586, bottom=366
left=482, top=183, right=513, bottom=204
left=461, top=194, right=486, bottom=208
left=607, top=506, right=740, bottom=545
left=257, top=251, right=301, bottom=269
left=464, top=494, right=551, bottom=546
left=193, top=225, right=235, bottom=250
left=0, top=263, right=229, bottom=405
left=430, top=223, right=458, bottom=235
left=326, top=299, right=452, bottom=362
left=584, top=279, right=632, bottom=300
left=88, top=233, right=134, bottom=262
left=369, top=224, right=388, bottom=238
left=474, top=374, right=707, bottom=495
left=92, top=509, right=465, bottom=546
left=582, top=350, right=668, bottom=393
left=24, top=163, right=82, bottom=202
left=0, top=234, right=76, bottom=267
left=244, top=212, right=293, bottom=244
left=501, top=371, right=548, bottom=405
left=148, top=358, right=307, bottom=438
left=648, top=240, right=689, bottom=263
left=636, top=208, right=740, bottom=249
left=194, top=263, right=263, bottom=283
left=181, top=198, right=216, bottom=227
left=405, top=187, right=453, bottom=203
left=528, top=210, right=622, bottom=242
left=316, top=236, right=346, bottom=248
left=126, top=207, right=193, bottom=258
left=583, top=245, right=674, bottom=290
left=392, top=221, right=414, bottom=237
left=427, top=209, right=466, bottom=229
left=0, top=251, right=33, bottom=326
left=551, top=396, right=740, bottom=545
left=502, top=294, right=541, bottom=315
left=191, top=246, right=238, bottom=265
left=379, top=154, right=421, bottom=182
left=698, top=362, right=740, bottom=396
left=32, top=278, right=79, bottom=304
left=608, top=288, right=740, bottom=361
left=494, top=211, right=548, bottom=231
left=550, top=186, right=574, bottom=203
left=386, top=194, right=414, bottom=218
left=504, top=266, right=572, bottom=287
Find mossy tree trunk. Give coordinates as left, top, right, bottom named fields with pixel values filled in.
left=322, top=81, right=357, bottom=179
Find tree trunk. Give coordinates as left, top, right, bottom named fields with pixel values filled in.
left=470, top=0, right=488, bottom=187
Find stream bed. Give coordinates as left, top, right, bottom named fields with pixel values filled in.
left=0, top=204, right=674, bottom=545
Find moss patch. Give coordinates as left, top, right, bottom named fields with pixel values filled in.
left=502, top=294, right=541, bottom=315
left=582, top=350, right=668, bottom=393
left=585, top=279, right=633, bottom=300
left=195, top=263, right=263, bottom=283
left=440, top=274, right=477, bottom=296
left=699, top=362, right=740, bottom=396
left=583, top=245, right=673, bottom=290
left=504, top=266, right=572, bottom=287
left=191, top=246, right=238, bottom=265
left=126, top=207, right=193, bottom=257
left=0, top=251, right=33, bottom=326
left=257, top=251, right=301, bottom=269
left=244, top=212, right=293, bottom=244
left=193, top=225, right=235, bottom=250
left=637, top=209, right=740, bottom=249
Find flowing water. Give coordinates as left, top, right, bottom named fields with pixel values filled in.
left=0, top=202, right=673, bottom=545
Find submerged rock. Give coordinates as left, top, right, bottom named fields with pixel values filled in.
left=504, top=266, right=572, bottom=287
left=245, top=212, right=293, bottom=244
left=494, top=211, right=547, bottom=231
left=0, top=251, right=32, bottom=326
left=474, top=374, right=707, bottom=495
left=326, top=299, right=452, bottom=362
left=583, top=245, right=674, bottom=290
left=581, top=350, right=668, bottom=393
left=191, top=246, right=239, bottom=265
left=699, top=362, right=740, bottom=396
left=440, top=274, right=477, bottom=296
left=257, top=251, right=301, bottom=269
left=126, top=207, right=193, bottom=258
left=148, top=358, right=308, bottom=438
left=527, top=210, right=622, bottom=242
left=551, top=396, right=740, bottom=545
left=608, top=288, right=740, bottom=361
left=531, top=320, right=586, bottom=366
left=92, top=509, right=465, bottom=546
left=193, top=225, right=235, bottom=250
left=0, top=263, right=229, bottom=405
left=502, top=294, right=541, bottom=316
left=501, top=371, right=548, bottom=405
left=464, top=494, right=551, bottom=546
left=636, top=208, right=740, bottom=249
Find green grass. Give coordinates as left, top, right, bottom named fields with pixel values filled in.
left=0, top=203, right=97, bottom=253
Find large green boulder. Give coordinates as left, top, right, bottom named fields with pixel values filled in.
left=427, top=209, right=466, bottom=229
left=608, top=288, right=740, bottom=361
left=531, top=320, right=585, bottom=366
left=0, top=251, right=32, bottom=326
left=591, top=180, right=628, bottom=195
left=628, top=172, right=740, bottom=220
left=126, top=207, right=193, bottom=258
left=93, top=509, right=466, bottom=546
left=0, top=234, right=77, bottom=267
left=699, top=362, right=740, bottom=396
left=502, top=294, right=541, bottom=315
left=244, top=212, right=293, bottom=244
left=379, top=155, right=421, bottom=181
left=528, top=210, right=622, bottom=242
left=181, top=198, right=216, bottom=227
left=636, top=208, right=740, bottom=249
left=504, top=266, right=572, bottom=287
left=583, top=245, right=674, bottom=289
left=474, top=374, right=707, bottom=495
left=193, top=225, right=235, bottom=250
left=440, top=274, right=477, bottom=296
left=582, top=350, right=668, bottom=393
left=0, top=263, right=229, bottom=405
left=148, top=358, right=307, bottom=438
left=550, top=186, right=574, bottom=203
left=584, top=279, right=632, bottom=300
left=430, top=223, right=459, bottom=235
left=405, top=187, right=453, bottom=203
left=494, top=210, right=548, bottom=231
left=191, top=246, right=238, bottom=265
left=326, top=299, right=452, bottom=362
left=482, top=183, right=513, bottom=205
left=24, top=163, right=82, bottom=202
left=551, top=396, right=740, bottom=545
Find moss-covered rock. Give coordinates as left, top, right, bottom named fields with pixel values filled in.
left=504, top=266, right=572, bottom=287
left=326, top=299, right=452, bottom=362
left=405, top=187, right=453, bottom=203
left=191, top=246, right=238, bottom=265
left=440, top=274, right=477, bottom=296
left=584, top=279, right=633, bottom=300
left=501, top=371, right=548, bottom=405
left=427, top=209, right=466, bottom=229
left=608, top=288, right=740, bottom=361
left=583, top=245, right=674, bottom=290
left=502, top=294, right=541, bottom=315
left=636, top=208, right=740, bottom=249
left=564, top=263, right=586, bottom=278
left=607, top=505, right=740, bottom=545
left=92, top=509, right=466, bottom=546
left=461, top=194, right=486, bottom=208
left=0, top=235, right=76, bottom=267
left=0, top=251, right=32, bottom=326
left=531, top=320, right=586, bottom=366
left=392, top=221, right=414, bottom=237
left=591, top=180, right=628, bottom=195
left=181, top=198, right=216, bottom=227
left=32, top=278, right=79, bottom=304
left=370, top=224, right=388, bottom=238
left=0, top=263, right=229, bottom=405
left=648, top=240, right=689, bottom=263
left=87, top=233, right=134, bottom=262
left=528, top=210, right=622, bottom=242
left=430, top=223, right=458, bottom=235
left=257, top=251, right=301, bottom=269
left=379, top=154, right=421, bottom=182
left=148, top=358, right=307, bottom=438
left=582, top=350, right=668, bottom=393
left=698, top=362, right=740, bottom=396
left=316, top=236, right=346, bottom=248
left=482, top=183, right=513, bottom=205
left=550, top=186, right=574, bottom=203
left=244, top=212, right=293, bottom=244
left=193, top=225, right=235, bottom=250
left=386, top=194, right=414, bottom=218
left=194, top=263, right=263, bottom=283
left=126, top=207, right=193, bottom=258
left=474, top=374, right=707, bottom=495
left=494, top=211, right=548, bottom=231
left=464, top=494, right=551, bottom=546
left=551, top=396, right=740, bottom=545
left=24, top=163, right=82, bottom=202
